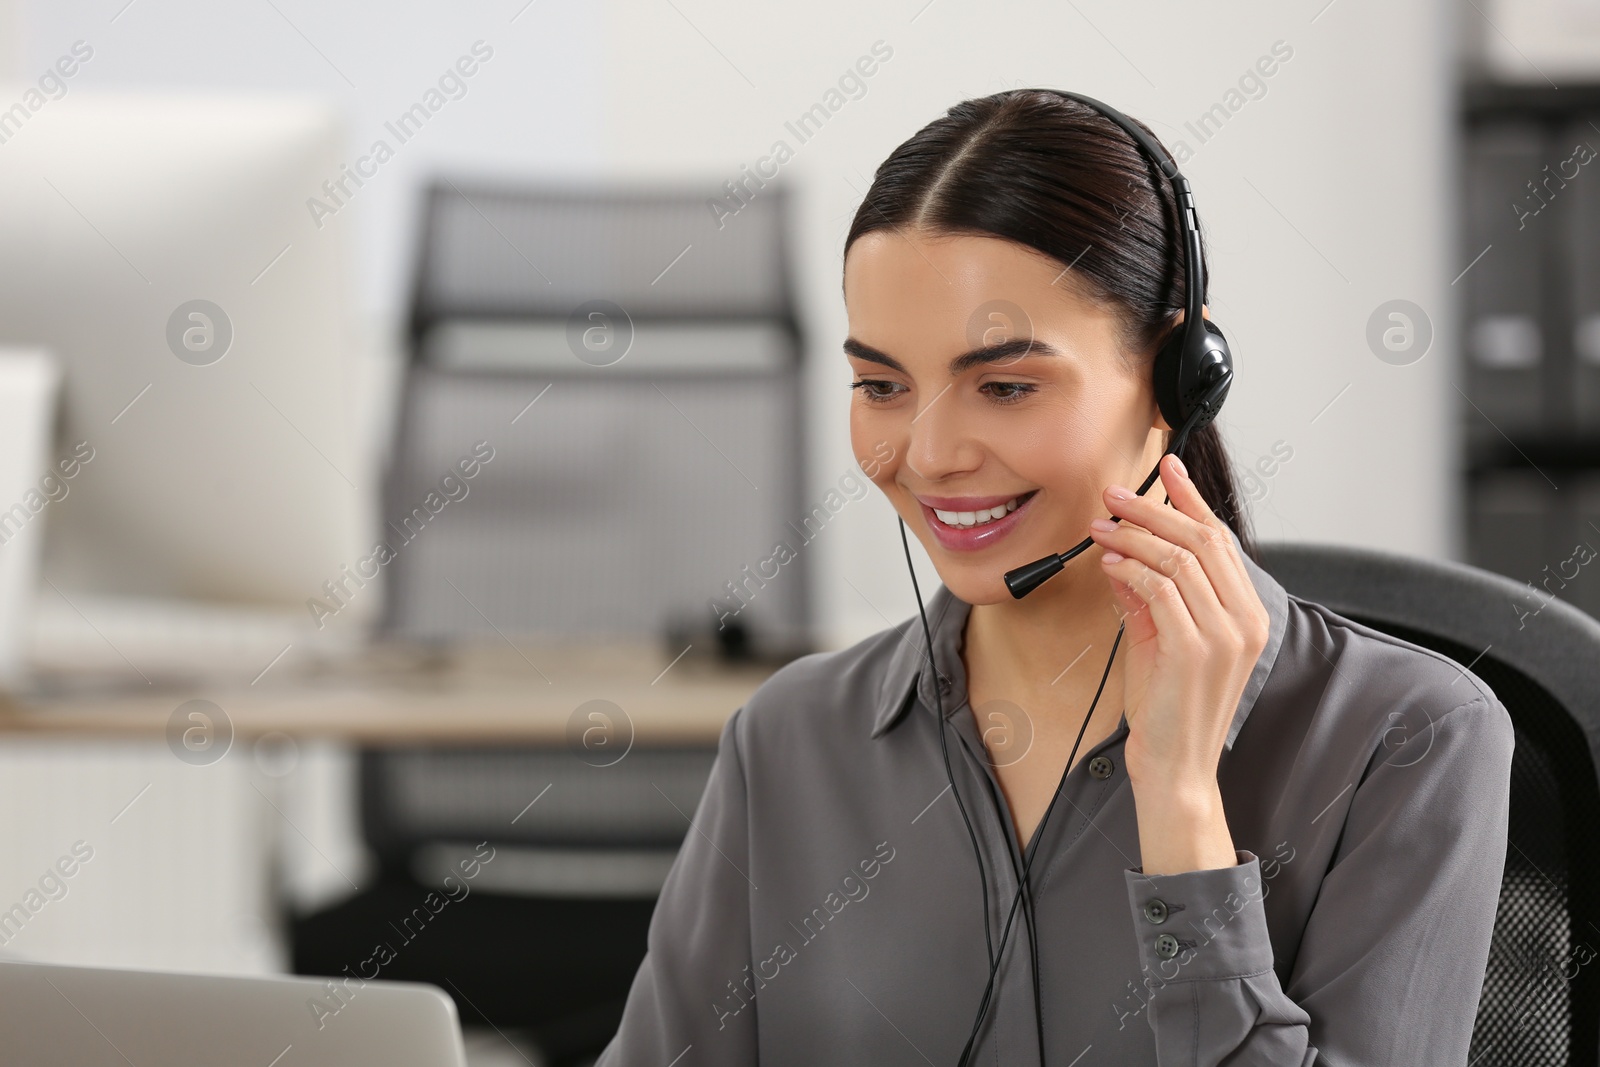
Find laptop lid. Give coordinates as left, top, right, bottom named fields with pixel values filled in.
left=0, top=960, right=467, bottom=1067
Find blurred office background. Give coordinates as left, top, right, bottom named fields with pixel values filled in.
left=0, top=0, right=1594, bottom=1063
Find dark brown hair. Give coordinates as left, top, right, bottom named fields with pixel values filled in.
left=843, top=89, right=1257, bottom=560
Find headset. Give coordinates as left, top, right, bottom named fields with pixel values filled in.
left=895, top=89, right=1235, bottom=1065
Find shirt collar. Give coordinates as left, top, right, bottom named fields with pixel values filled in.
left=870, top=524, right=1290, bottom=744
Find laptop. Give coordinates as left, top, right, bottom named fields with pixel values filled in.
left=0, top=960, right=468, bottom=1066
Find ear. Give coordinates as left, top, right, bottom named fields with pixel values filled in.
left=1166, top=303, right=1211, bottom=329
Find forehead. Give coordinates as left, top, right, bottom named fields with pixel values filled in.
left=842, top=230, right=1118, bottom=355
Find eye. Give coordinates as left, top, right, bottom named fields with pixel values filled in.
left=981, top=381, right=1035, bottom=404
left=850, top=379, right=906, bottom=403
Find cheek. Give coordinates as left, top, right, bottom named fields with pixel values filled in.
left=981, top=403, right=1089, bottom=482
left=991, top=390, right=1146, bottom=504
left=850, top=408, right=899, bottom=488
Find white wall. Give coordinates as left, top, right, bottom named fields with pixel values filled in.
left=18, top=0, right=604, bottom=321
left=0, top=0, right=17, bottom=81
left=596, top=0, right=1460, bottom=645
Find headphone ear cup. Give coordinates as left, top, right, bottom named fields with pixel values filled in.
left=1152, top=326, right=1189, bottom=432
left=1188, top=320, right=1233, bottom=430
left=1153, top=319, right=1234, bottom=434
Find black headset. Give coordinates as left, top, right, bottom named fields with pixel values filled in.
left=896, top=89, right=1236, bottom=1065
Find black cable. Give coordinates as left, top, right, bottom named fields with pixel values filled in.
left=972, top=759, right=1046, bottom=1065
left=1024, top=850, right=1046, bottom=1066
left=950, top=623, right=1123, bottom=1067
left=967, top=747, right=1051, bottom=1067
left=901, top=440, right=1183, bottom=1063
left=1015, top=481, right=1171, bottom=1064
left=902, top=511, right=1126, bottom=1062
left=900, top=519, right=996, bottom=970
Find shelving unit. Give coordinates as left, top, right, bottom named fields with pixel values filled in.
left=1462, top=83, right=1600, bottom=620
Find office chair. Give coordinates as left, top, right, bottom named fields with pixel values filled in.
left=385, top=178, right=810, bottom=654
left=294, top=180, right=806, bottom=1067
left=1257, top=541, right=1600, bottom=1067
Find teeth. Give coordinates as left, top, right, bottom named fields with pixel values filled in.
left=933, top=495, right=1025, bottom=528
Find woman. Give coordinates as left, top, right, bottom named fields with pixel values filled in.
left=597, top=89, right=1513, bottom=1066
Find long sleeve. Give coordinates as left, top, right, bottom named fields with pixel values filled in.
left=1121, top=693, right=1514, bottom=1065
left=595, top=707, right=759, bottom=1067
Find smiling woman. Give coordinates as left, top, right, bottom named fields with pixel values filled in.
left=598, top=90, right=1513, bottom=1067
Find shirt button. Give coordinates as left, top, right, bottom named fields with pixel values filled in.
left=1088, top=755, right=1114, bottom=779
left=1142, top=898, right=1169, bottom=925
left=936, top=674, right=952, bottom=694
left=1155, top=933, right=1180, bottom=959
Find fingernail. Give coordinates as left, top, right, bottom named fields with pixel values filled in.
left=1170, top=454, right=1188, bottom=479
left=1089, top=517, right=1117, bottom=532
left=1106, top=484, right=1134, bottom=501
left=1102, top=550, right=1125, bottom=563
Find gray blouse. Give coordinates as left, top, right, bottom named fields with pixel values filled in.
left=597, top=536, right=1515, bottom=1065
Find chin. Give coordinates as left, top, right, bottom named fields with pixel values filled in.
left=924, top=558, right=1025, bottom=607
left=896, top=495, right=1068, bottom=606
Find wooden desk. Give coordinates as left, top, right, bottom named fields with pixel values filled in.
left=0, top=641, right=778, bottom=744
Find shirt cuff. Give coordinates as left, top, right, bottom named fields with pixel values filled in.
left=1123, top=849, right=1275, bottom=982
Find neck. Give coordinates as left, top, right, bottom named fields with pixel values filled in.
left=965, top=546, right=1126, bottom=693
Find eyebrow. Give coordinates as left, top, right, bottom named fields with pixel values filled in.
left=843, top=336, right=1062, bottom=375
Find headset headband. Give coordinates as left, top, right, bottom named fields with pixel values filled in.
left=1045, top=91, right=1205, bottom=341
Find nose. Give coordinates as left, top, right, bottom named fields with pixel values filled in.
left=904, top=382, right=982, bottom=482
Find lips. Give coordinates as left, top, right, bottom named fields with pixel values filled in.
left=915, top=490, right=1038, bottom=552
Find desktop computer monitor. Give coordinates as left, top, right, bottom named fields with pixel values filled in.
left=0, top=92, right=375, bottom=635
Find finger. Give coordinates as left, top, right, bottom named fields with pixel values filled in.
left=1098, top=550, right=1200, bottom=646
left=1152, top=455, right=1270, bottom=649
left=1102, top=455, right=1253, bottom=613
left=1158, top=454, right=1253, bottom=591
left=1156, top=458, right=1270, bottom=648
left=1090, top=516, right=1231, bottom=636
left=1106, top=571, right=1158, bottom=645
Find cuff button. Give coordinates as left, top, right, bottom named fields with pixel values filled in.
left=1154, top=933, right=1180, bottom=960
left=1142, top=898, right=1169, bottom=924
